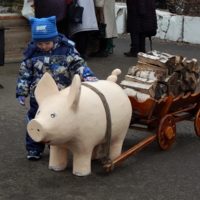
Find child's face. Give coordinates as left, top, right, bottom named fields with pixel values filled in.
left=37, top=41, right=54, bottom=52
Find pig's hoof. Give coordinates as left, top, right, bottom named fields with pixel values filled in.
left=73, top=172, right=91, bottom=176
left=49, top=165, right=65, bottom=171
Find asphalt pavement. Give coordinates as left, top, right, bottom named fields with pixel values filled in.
left=1, top=34, right=200, bottom=200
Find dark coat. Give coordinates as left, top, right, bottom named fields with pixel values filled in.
left=126, top=0, right=157, bottom=34
left=34, top=0, right=67, bottom=22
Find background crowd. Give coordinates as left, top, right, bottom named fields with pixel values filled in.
left=33, top=0, right=157, bottom=59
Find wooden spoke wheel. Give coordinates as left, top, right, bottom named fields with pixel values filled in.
left=195, top=110, right=200, bottom=137
left=157, top=115, right=176, bottom=150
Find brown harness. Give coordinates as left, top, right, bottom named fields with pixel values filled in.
left=81, top=82, right=113, bottom=169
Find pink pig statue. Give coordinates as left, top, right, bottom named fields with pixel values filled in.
left=27, top=69, right=132, bottom=176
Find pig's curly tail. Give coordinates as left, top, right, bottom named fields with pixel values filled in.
left=106, top=69, right=121, bottom=82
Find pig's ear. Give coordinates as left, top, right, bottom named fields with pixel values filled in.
left=68, top=74, right=81, bottom=109
left=35, top=72, right=59, bottom=104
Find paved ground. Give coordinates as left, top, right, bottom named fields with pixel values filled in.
left=1, top=34, right=200, bottom=200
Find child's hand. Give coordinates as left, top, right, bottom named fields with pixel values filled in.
left=83, top=77, right=98, bottom=82
left=17, top=96, right=26, bottom=106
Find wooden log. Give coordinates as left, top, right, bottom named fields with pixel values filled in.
left=124, top=51, right=199, bottom=99
left=123, top=88, right=151, bottom=101
left=174, top=63, right=185, bottom=71
left=127, top=66, right=137, bottom=75
left=148, top=50, right=176, bottom=64
left=136, top=61, right=168, bottom=80
left=168, top=84, right=183, bottom=97
left=138, top=52, right=174, bottom=75
left=159, top=82, right=168, bottom=94
left=181, top=57, right=187, bottom=66
left=178, top=80, right=190, bottom=92
left=174, top=54, right=184, bottom=64
left=125, top=75, right=156, bottom=84
left=193, top=71, right=200, bottom=81
left=181, top=69, right=190, bottom=82
left=189, top=73, right=199, bottom=92
left=120, top=80, right=157, bottom=97
left=123, top=81, right=167, bottom=100
left=171, top=71, right=199, bottom=93
left=154, top=84, right=163, bottom=100
left=186, top=60, right=194, bottom=72
left=138, top=53, right=169, bottom=68
left=136, top=61, right=168, bottom=73
left=128, top=67, right=166, bottom=81
left=127, top=66, right=166, bottom=81
left=191, top=59, right=200, bottom=72
left=163, top=72, right=179, bottom=85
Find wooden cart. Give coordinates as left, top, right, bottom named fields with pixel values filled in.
left=103, top=91, right=200, bottom=172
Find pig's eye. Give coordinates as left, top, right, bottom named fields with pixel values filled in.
left=51, top=113, right=56, bottom=118
left=37, top=111, right=40, bottom=115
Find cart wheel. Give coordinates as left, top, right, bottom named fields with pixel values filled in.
left=157, top=115, right=176, bottom=150
left=195, top=110, right=200, bottom=137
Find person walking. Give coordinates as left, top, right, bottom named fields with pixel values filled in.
left=68, top=0, right=98, bottom=60
left=89, top=0, right=118, bottom=58
left=124, top=0, right=157, bottom=57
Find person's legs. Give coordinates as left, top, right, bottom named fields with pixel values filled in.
left=99, top=38, right=108, bottom=52
left=89, top=38, right=108, bottom=58
left=26, top=97, right=45, bottom=160
left=124, top=32, right=146, bottom=57
left=124, top=32, right=139, bottom=57
left=56, top=19, right=68, bottom=37
left=139, top=32, right=146, bottom=53
left=74, top=31, right=88, bottom=59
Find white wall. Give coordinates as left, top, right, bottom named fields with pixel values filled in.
left=115, top=3, right=200, bottom=44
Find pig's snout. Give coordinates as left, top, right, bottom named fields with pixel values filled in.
left=27, top=119, right=46, bottom=142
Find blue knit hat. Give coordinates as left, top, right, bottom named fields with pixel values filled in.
left=29, top=16, right=58, bottom=43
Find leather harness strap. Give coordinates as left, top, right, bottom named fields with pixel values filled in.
left=81, top=82, right=113, bottom=169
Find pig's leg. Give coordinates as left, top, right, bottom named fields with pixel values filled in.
left=73, top=150, right=92, bottom=176
left=49, top=146, right=69, bottom=171
left=109, top=141, right=124, bottom=160
left=100, top=141, right=123, bottom=161
left=91, top=145, right=100, bottom=160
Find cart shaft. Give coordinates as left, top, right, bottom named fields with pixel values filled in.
left=103, top=134, right=157, bottom=172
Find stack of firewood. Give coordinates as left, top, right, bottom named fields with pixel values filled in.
left=120, top=50, right=200, bottom=101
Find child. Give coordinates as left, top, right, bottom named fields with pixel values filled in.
left=16, top=16, right=98, bottom=161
